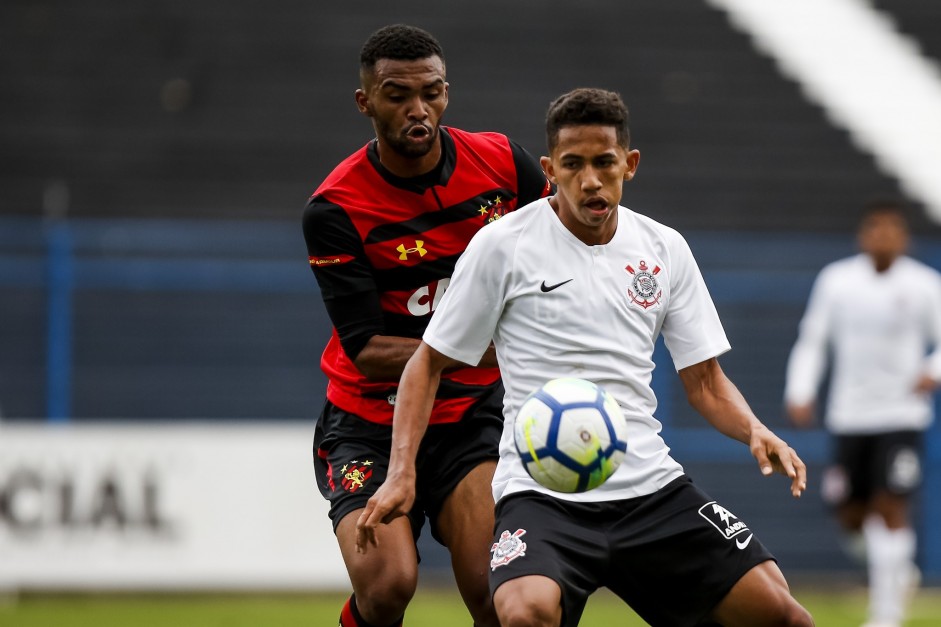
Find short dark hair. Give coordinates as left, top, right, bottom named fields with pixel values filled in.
left=545, top=88, right=631, bottom=151
left=360, top=24, right=445, bottom=72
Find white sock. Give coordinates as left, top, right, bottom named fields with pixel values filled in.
left=841, top=529, right=867, bottom=565
left=863, top=516, right=916, bottom=624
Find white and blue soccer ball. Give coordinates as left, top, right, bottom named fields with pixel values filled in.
left=513, top=378, right=629, bottom=493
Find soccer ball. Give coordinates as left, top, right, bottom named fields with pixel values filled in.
left=513, top=378, right=628, bottom=493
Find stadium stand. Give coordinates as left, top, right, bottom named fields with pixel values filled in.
left=0, top=0, right=923, bottom=230
left=872, top=0, right=941, bottom=63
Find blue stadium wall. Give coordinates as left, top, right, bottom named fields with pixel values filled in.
left=1, top=216, right=939, bottom=582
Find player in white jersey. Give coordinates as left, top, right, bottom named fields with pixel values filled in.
left=785, top=201, right=941, bottom=627
left=358, top=88, right=813, bottom=626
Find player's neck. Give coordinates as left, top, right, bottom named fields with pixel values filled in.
left=375, top=139, right=443, bottom=179
left=869, top=253, right=899, bottom=273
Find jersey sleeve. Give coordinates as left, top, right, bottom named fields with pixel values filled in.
left=660, top=230, right=731, bottom=371
left=422, top=225, right=509, bottom=366
left=302, top=196, right=385, bottom=360
left=784, top=266, right=835, bottom=405
left=509, top=139, right=552, bottom=205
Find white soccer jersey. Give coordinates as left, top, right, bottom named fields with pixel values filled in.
left=423, top=198, right=731, bottom=503
left=785, top=254, right=941, bottom=434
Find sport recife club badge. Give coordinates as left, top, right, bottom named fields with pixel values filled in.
left=625, top=260, right=662, bottom=309
left=340, top=460, right=374, bottom=493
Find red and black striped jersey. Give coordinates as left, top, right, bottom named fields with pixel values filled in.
left=303, top=126, right=551, bottom=425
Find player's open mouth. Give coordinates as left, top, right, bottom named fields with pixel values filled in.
left=406, top=125, right=431, bottom=140
left=584, top=198, right=609, bottom=215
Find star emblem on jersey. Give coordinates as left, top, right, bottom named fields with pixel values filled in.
left=625, top=260, right=662, bottom=309
left=340, top=459, right=374, bottom=493
left=396, top=240, right=427, bottom=261
left=477, top=194, right=510, bottom=223
left=490, top=528, right=527, bottom=570
left=540, top=278, right=573, bottom=292
left=698, top=501, right=751, bottom=543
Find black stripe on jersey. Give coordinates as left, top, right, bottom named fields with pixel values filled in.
left=374, top=254, right=463, bottom=292
left=509, top=139, right=553, bottom=204
left=382, top=310, right=434, bottom=338
left=364, top=188, right=516, bottom=245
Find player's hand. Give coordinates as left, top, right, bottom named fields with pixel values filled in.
left=355, top=471, right=416, bottom=553
left=748, top=425, right=807, bottom=498
left=786, top=402, right=815, bottom=428
left=914, top=373, right=940, bottom=395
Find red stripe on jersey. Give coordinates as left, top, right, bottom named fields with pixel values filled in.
left=326, top=383, right=497, bottom=426
left=316, top=447, right=336, bottom=492
left=321, top=332, right=500, bottom=424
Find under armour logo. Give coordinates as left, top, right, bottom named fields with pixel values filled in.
left=397, top=240, right=428, bottom=260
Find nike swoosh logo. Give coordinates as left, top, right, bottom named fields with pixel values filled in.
left=540, top=279, right=573, bottom=292
left=735, top=534, right=753, bottom=550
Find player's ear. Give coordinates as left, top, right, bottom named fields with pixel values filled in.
left=354, top=89, right=372, bottom=117
left=623, top=149, right=640, bottom=181
left=540, top=156, right=556, bottom=184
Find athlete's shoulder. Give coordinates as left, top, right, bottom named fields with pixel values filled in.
left=312, top=142, right=374, bottom=198
left=822, top=254, right=866, bottom=276
left=811, top=255, right=866, bottom=291
left=621, top=206, right=689, bottom=248
left=479, top=197, right=548, bottom=240
left=445, top=126, right=512, bottom=150
left=463, top=199, right=548, bottom=259
left=897, top=255, right=940, bottom=274
left=304, top=192, right=343, bottom=221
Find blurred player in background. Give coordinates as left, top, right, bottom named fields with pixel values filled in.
left=785, top=199, right=941, bottom=627
left=302, top=24, right=550, bottom=627
left=359, top=87, right=813, bottom=626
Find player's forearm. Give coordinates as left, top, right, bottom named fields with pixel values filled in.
left=387, top=343, right=447, bottom=477
left=354, top=335, right=423, bottom=381
left=680, top=359, right=764, bottom=444
left=355, top=335, right=492, bottom=380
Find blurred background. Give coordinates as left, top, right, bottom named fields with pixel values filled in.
left=1, top=0, right=940, bottom=608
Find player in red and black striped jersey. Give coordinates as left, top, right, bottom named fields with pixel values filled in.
left=302, top=24, right=550, bottom=627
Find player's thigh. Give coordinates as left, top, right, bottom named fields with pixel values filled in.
left=493, top=574, right=563, bottom=627
left=313, top=402, right=421, bottom=593
left=335, top=510, right=419, bottom=597
left=437, top=459, right=497, bottom=547
left=823, top=434, right=873, bottom=507
left=489, top=493, right=602, bottom=627
left=708, top=560, right=811, bottom=627
left=419, top=402, right=502, bottom=544
left=604, top=477, right=776, bottom=626
left=437, top=461, right=501, bottom=627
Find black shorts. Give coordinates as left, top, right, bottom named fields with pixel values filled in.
left=313, top=391, right=503, bottom=543
left=489, top=476, right=775, bottom=627
left=821, top=430, right=923, bottom=505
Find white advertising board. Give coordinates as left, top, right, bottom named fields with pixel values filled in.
left=0, top=422, right=348, bottom=591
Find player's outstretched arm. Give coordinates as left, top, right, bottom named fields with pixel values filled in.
left=355, top=342, right=454, bottom=552
left=678, top=358, right=807, bottom=498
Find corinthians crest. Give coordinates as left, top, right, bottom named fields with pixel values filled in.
left=625, top=260, right=662, bottom=309
left=490, top=529, right=527, bottom=570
